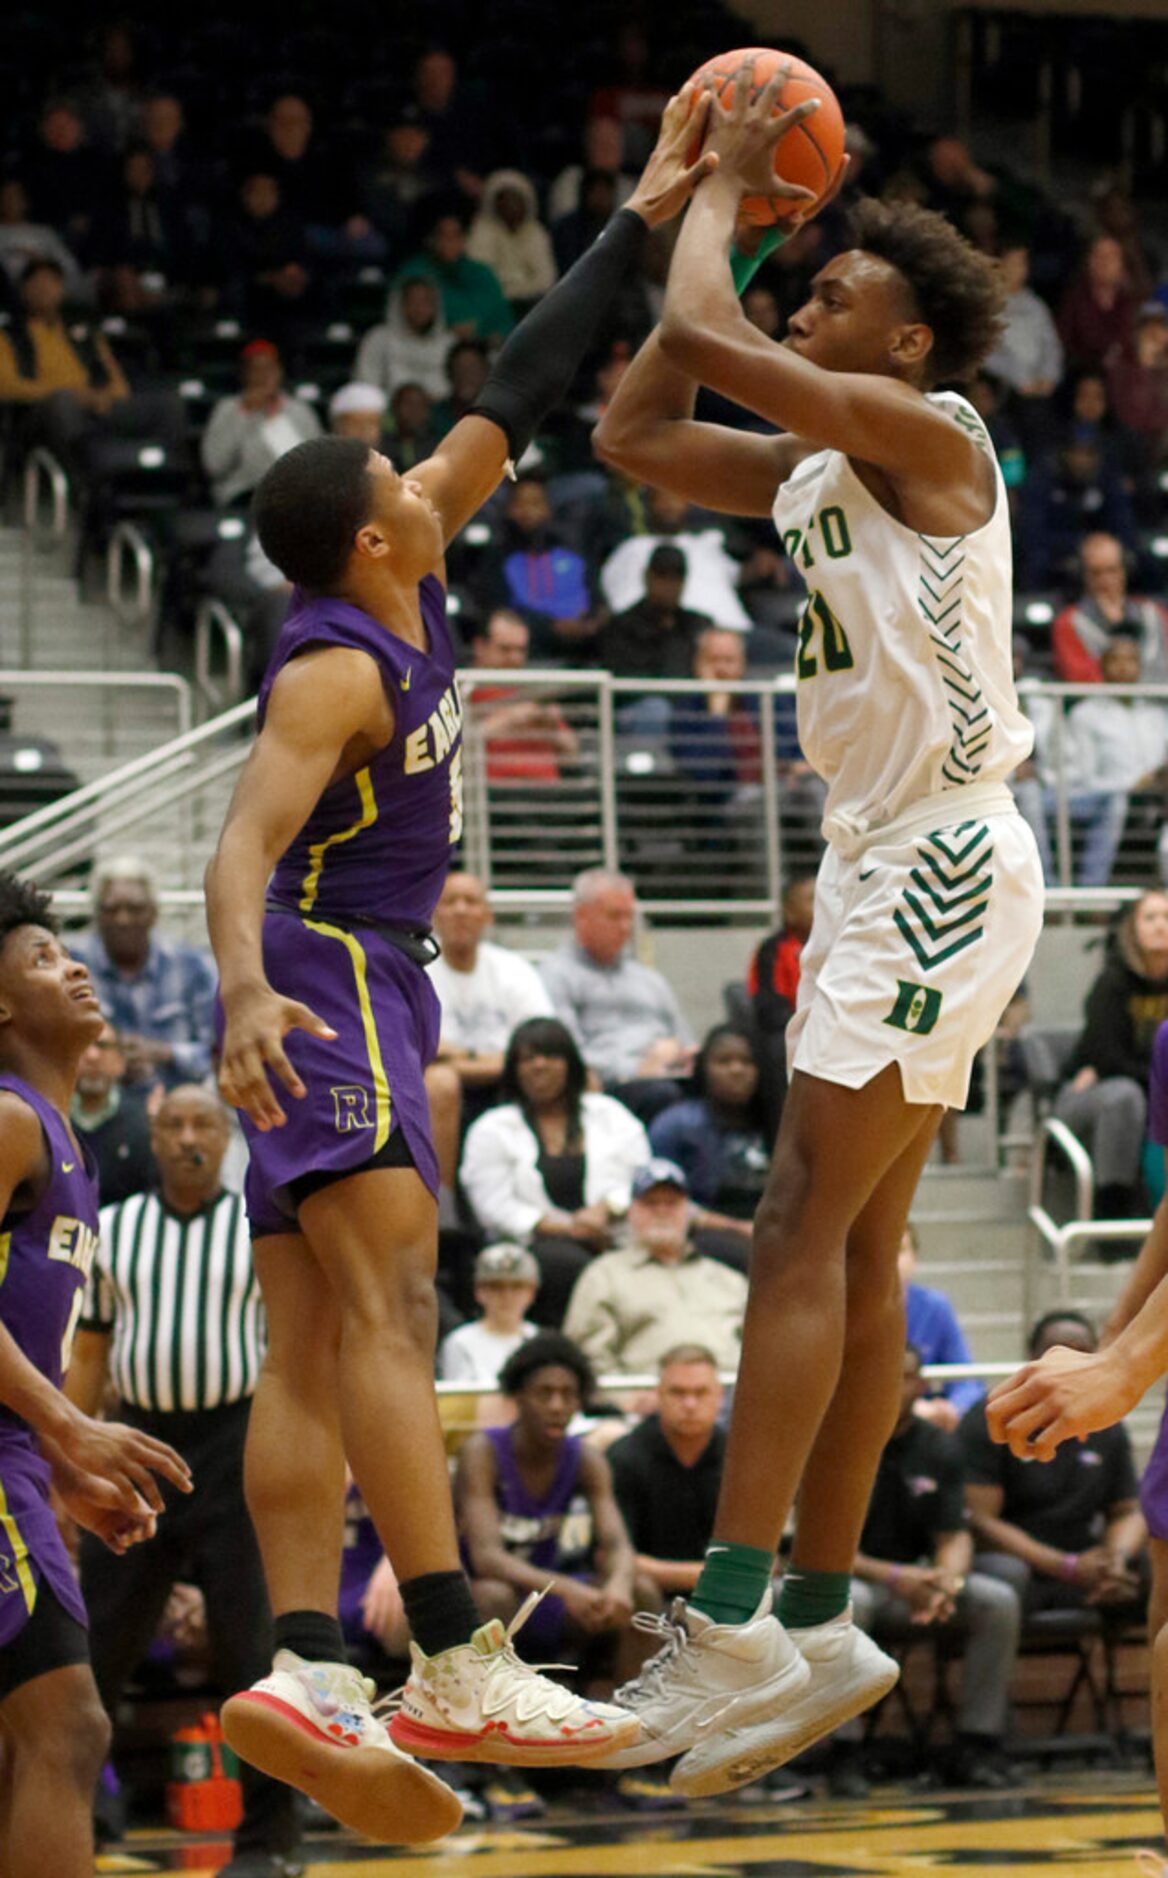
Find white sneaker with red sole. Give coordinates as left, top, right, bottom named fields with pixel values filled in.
left=389, top=1592, right=640, bottom=1765
left=221, top=1650, right=463, bottom=1845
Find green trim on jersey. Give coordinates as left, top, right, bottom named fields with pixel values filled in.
left=917, top=536, right=992, bottom=787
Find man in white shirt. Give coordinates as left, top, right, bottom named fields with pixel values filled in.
left=426, top=871, right=553, bottom=1166
left=1064, top=635, right=1168, bottom=883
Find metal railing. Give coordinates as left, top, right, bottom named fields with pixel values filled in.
left=194, top=598, right=245, bottom=720
left=106, top=520, right=154, bottom=627
left=0, top=693, right=247, bottom=883
left=1026, top=1114, right=1154, bottom=1323
left=22, top=447, right=68, bottom=544
left=0, top=668, right=191, bottom=771
left=3, top=669, right=1167, bottom=914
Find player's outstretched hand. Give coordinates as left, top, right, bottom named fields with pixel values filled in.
left=218, top=982, right=337, bottom=1131
left=626, top=83, right=721, bottom=228
left=51, top=1406, right=192, bottom=1514
left=985, top=1344, right=1136, bottom=1462
left=53, top=1458, right=158, bottom=1554
left=703, top=61, right=823, bottom=219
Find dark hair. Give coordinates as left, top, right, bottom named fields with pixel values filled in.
left=251, top=436, right=373, bottom=593
left=848, top=196, right=1007, bottom=384
left=1027, top=1309, right=1096, bottom=1358
left=499, top=1331, right=595, bottom=1400
left=501, top=1017, right=587, bottom=1129
left=0, top=873, right=55, bottom=950
left=445, top=336, right=488, bottom=372
left=693, top=1022, right=763, bottom=1125
left=21, top=256, right=63, bottom=284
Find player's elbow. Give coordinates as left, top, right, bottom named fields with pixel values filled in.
left=658, top=310, right=707, bottom=374
left=592, top=404, right=632, bottom=471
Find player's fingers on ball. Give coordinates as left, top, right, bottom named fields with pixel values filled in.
left=780, top=97, right=821, bottom=133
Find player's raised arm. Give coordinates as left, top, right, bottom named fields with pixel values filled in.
left=412, top=84, right=719, bottom=543
left=205, top=647, right=393, bottom=1129
left=594, top=91, right=820, bottom=515
left=658, top=66, right=1001, bottom=497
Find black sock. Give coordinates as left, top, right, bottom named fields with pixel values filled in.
left=273, top=1609, right=347, bottom=1664
left=399, top=1571, right=482, bottom=1657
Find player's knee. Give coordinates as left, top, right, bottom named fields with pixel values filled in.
left=342, top=1260, right=438, bottom=1354
left=25, top=1686, right=111, bottom=1789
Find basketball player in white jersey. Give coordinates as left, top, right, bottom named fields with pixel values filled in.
left=591, top=67, right=1045, bottom=1795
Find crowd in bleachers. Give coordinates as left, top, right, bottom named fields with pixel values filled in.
left=2, top=10, right=1168, bottom=888
left=11, top=0, right=1168, bottom=1845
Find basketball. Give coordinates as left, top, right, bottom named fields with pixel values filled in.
left=687, top=46, right=846, bottom=227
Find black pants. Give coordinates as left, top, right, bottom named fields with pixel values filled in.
left=80, top=1397, right=297, bottom=1859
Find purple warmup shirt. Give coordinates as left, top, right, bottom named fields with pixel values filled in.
left=262, top=577, right=462, bottom=929
left=0, top=1076, right=99, bottom=1641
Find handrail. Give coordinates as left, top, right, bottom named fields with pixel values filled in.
left=194, top=599, right=245, bottom=718
left=0, top=694, right=250, bottom=872
left=1026, top=1114, right=1151, bottom=1311
left=22, top=447, right=68, bottom=542
left=106, top=520, right=154, bottom=625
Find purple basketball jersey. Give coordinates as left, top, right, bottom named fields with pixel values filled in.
left=0, top=1076, right=99, bottom=1642
left=262, top=576, right=461, bottom=929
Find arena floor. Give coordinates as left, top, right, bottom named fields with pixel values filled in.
left=97, top=1771, right=1166, bottom=1875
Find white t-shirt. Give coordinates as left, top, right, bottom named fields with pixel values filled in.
left=437, top=1318, right=537, bottom=1384
left=427, top=940, right=553, bottom=1054
left=772, top=390, right=1032, bottom=839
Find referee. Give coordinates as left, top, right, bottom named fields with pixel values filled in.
left=66, top=1084, right=299, bottom=1878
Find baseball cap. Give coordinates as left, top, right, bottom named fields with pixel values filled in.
left=329, top=381, right=388, bottom=420
left=631, top=1158, right=689, bottom=1199
left=475, top=1242, right=540, bottom=1283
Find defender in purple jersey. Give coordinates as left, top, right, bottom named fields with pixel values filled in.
left=204, top=90, right=719, bottom=1846
left=0, top=872, right=190, bottom=1878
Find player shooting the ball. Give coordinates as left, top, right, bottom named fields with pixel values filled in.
left=591, top=59, right=1044, bottom=1796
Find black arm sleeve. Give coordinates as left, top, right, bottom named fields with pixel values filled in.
left=470, top=207, right=647, bottom=461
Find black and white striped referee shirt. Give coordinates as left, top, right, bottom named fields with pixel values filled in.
left=81, top=1190, right=265, bottom=1412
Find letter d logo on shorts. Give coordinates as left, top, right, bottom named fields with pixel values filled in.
left=883, top=979, right=943, bottom=1036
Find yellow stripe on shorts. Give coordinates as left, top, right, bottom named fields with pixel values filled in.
left=0, top=1481, right=38, bottom=1615
left=303, top=917, right=392, bottom=1152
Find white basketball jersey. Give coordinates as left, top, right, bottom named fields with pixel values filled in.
left=772, top=391, right=1033, bottom=839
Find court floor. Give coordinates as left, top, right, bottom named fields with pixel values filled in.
left=96, top=1770, right=1166, bottom=1876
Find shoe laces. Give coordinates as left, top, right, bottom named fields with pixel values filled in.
left=381, top=1589, right=587, bottom=1727
left=616, top=1600, right=692, bottom=1702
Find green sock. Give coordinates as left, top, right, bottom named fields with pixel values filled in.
left=776, top=1567, right=852, bottom=1630
left=690, top=1541, right=776, bottom=1626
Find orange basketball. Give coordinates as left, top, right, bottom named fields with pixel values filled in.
left=687, top=46, right=846, bottom=227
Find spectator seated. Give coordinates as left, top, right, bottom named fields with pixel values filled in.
left=562, top=1159, right=747, bottom=1375
left=647, top=1024, right=769, bottom=1276
left=459, top=1017, right=649, bottom=1328
left=539, top=868, right=696, bottom=1126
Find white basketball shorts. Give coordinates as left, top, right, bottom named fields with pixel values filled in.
left=787, top=798, right=1044, bottom=1110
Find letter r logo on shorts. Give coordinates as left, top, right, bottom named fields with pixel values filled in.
left=883, top=980, right=943, bottom=1036
left=331, top=1085, right=373, bottom=1131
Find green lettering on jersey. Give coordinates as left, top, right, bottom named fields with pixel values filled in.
left=797, top=590, right=855, bottom=680
left=820, top=505, right=852, bottom=559
left=782, top=508, right=853, bottom=573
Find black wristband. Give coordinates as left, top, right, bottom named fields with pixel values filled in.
left=470, top=207, right=648, bottom=461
